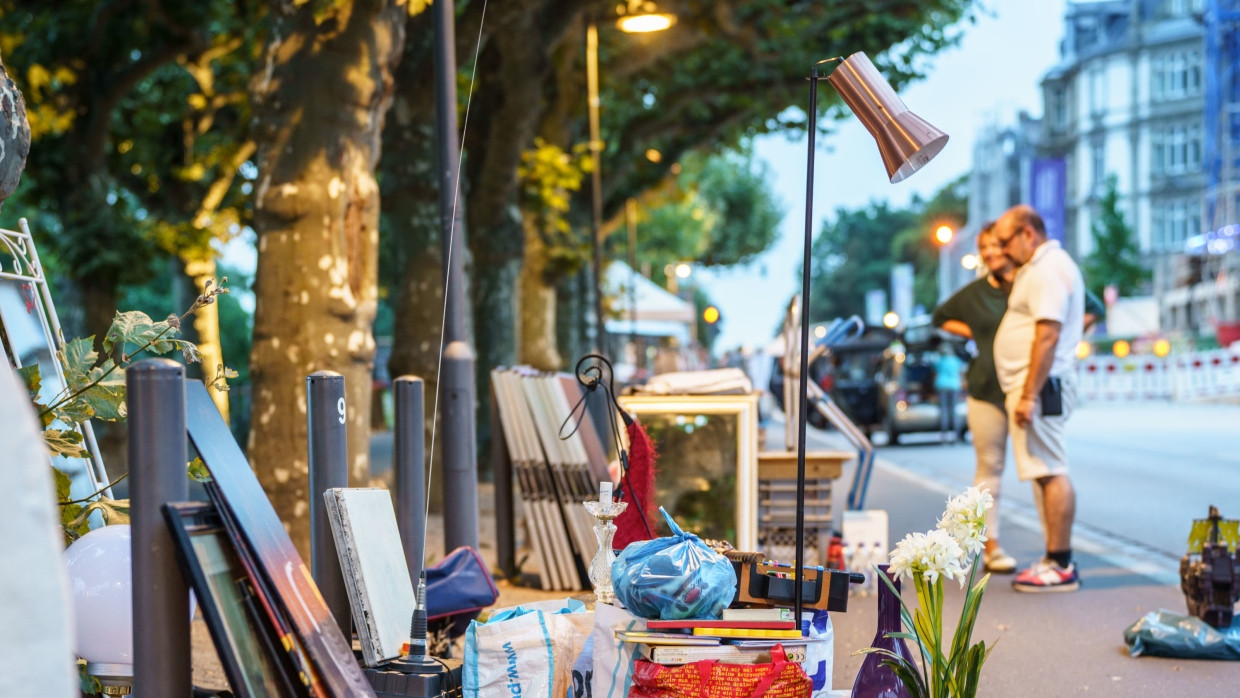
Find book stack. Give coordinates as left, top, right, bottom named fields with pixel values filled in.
left=617, top=608, right=810, bottom=665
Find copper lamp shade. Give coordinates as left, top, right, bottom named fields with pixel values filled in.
left=827, top=52, right=949, bottom=183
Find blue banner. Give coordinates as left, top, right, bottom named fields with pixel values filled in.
left=1031, top=158, right=1067, bottom=244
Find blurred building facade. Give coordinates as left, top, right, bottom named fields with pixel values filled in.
left=1036, top=0, right=1240, bottom=342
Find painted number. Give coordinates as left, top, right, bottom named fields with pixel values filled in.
left=337, top=397, right=346, bottom=424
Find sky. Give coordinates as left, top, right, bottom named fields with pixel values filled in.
left=697, top=0, right=1071, bottom=353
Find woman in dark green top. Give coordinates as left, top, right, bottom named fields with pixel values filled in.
left=933, top=223, right=1018, bottom=573
left=933, top=224, right=1105, bottom=574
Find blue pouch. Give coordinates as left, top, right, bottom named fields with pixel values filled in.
left=611, top=507, right=737, bottom=620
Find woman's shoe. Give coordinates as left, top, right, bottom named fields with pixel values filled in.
left=983, top=548, right=1017, bottom=574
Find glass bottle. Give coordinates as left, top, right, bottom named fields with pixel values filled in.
left=852, top=564, right=916, bottom=698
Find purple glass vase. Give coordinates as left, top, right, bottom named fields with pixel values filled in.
left=852, top=564, right=916, bottom=698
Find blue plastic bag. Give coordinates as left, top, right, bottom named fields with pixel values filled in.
left=611, top=507, right=737, bottom=620
left=1124, top=609, right=1240, bottom=660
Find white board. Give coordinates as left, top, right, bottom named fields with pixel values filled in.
left=324, top=488, right=415, bottom=666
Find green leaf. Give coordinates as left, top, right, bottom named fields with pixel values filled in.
left=59, top=336, right=98, bottom=389
left=78, top=359, right=126, bottom=421
left=103, top=310, right=167, bottom=356
left=60, top=501, right=91, bottom=544
left=78, top=659, right=101, bottom=695
left=43, top=428, right=89, bottom=459
left=187, top=457, right=212, bottom=483
left=52, top=467, right=73, bottom=501
left=83, top=498, right=130, bottom=526
left=17, top=364, right=41, bottom=399
left=52, top=398, right=96, bottom=426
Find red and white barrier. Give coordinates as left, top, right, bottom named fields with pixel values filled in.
left=1075, top=348, right=1240, bottom=402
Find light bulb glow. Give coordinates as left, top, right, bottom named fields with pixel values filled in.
left=1153, top=338, right=1171, bottom=357
left=961, top=254, right=978, bottom=270
left=935, top=225, right=954, bottom=245
left=675, top=263, right=692, bottom=279
left=883, top=312, right=900, bottom=329
left=1075, top=341, right=1091, bottom=359
left=1113, top=340, right=1131, bottom=358
left=814, top=325, right=827, bottom=339
left=616, top=13, right=675, bottom=33
left=703, top=306, right=720, bottom=324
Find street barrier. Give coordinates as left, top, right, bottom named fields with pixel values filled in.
left=1075, top=347, right=1240, bottom=402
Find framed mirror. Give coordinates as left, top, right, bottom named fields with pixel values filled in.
left=616, top=393, right=760, bottom=551
left=1, top=219, right=110, bottom=498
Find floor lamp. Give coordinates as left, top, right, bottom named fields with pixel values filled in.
left=794, top=52, right=949, bottom=617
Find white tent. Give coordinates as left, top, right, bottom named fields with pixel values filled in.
left=603, top=261, right=694, bottom=343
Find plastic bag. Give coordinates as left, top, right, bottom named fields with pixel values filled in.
left=1123, top=609, right=1240, bottom=660
left=802, top=611, right=834, bottom=696
left=611, top=507, right=738, bottom=620
left=590, top=603, right=648, bottom=698
left=628, top=645, right=812, bottom=697
left=463, top=598, right=592, bottom=697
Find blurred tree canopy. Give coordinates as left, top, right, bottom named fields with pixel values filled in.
left=810, top=174, right=968, bottom=322
left=1084, top=175, right=1150, bottom=298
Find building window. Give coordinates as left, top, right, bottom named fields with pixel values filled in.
left=1088, top=67, right=1105, bottom=115
left=1092, top=142, right=1106, bottom=190
left=1048, top=85, right=1068, bottom=129
left=1152, top=50, right=1203, bottom=102
left=1152, top=199, right=1201, bottom=252
left=1151, top=123, right=1203, bottom=175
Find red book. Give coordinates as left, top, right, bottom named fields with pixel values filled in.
left=646, top=619, right=796, bottom=631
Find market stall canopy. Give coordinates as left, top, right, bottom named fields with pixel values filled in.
left=604, top=261, right=695, bottom=341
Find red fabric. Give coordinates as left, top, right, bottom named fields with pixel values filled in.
left=628, top=646, right=811, bottom=698
left=614, top=418, right=657, bottom=550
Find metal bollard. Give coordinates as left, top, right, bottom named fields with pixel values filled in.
left=441, top=340, right=479, bottom=554
left=307, top=370, right=350, bottom=639
left=393, top=376, right=427, bottom=586
left=128, top=359, right=191, bottom=696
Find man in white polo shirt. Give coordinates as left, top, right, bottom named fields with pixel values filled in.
left=992, top=204, right=1085, bottom=592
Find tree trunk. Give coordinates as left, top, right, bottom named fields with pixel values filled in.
left=184, top=257, right=229, bottom=421
left=516, top=214, right=562, bottom=370
left=248, top=0, right=404, bottom=557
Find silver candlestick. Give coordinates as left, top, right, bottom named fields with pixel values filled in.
left=583, top=482, right=628, bottom=604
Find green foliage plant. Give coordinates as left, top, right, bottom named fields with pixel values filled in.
left=16, top=279, right=231, bottom=543
left=859, top=487, right=997, bottom=698
left=1084, top=175, right=1150, bottom=298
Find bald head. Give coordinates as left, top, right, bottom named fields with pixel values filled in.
left=1000, top=205, right=1047, bottom=240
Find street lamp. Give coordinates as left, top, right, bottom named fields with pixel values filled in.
left=587, top=2, right=675, bottom=356
left=793, top=52, right=947, bottom=617
left=934, top=224, right=955, bottom=303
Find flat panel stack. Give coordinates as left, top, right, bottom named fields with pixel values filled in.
left=491, top=367, right=606, bottom=591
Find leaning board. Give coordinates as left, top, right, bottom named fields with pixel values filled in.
left=185, top=380, right=375, bottom=697
left=324, top=488, right=415, bottom=667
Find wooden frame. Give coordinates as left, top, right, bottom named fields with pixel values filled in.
left=617, top=392, right=760, bottom=551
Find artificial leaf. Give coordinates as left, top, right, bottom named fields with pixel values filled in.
left=187, top=457, right=212, bottom=483
left=78, top=659, right=101, bottom=695
left=18, top=364, right=41, bottom=399
left=53, top=398, right=96, bottom=426
left=43, top=429, right=88, bottom=459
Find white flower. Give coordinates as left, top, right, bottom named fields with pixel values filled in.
left=888, top=529, right=967, bottom=587
left=937, top=486, right=994, bottom=556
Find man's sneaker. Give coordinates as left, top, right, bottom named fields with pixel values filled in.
left=1012, top=558, right=1080, bottom=593
left=983, top=547, right=1017, bottom=574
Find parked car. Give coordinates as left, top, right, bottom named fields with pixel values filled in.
left=877, top=343, right=969, bottom=444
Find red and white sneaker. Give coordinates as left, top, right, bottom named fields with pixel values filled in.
left=1011, top=558, right=1080, bottom=593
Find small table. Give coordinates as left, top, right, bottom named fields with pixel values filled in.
left=756, top=449, right=853, bottom=565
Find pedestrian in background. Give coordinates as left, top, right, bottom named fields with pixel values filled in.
left=931, top=337, right=965, bottom=443
left=932, top=222, right=1018, bottom=573
left=993, top=204, right=1085, bottom=593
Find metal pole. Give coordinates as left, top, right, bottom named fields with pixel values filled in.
left=434, top=0, right=480, bottom=556
left=626, top=198, right=638, bottom=368
left=795, top=69, right=821, bottom=619
left=307, top=370, right=349, bottom=639
left=129, top=358, right=190, bottom=696
left=588, top=19, right=608, bottom=354
left=393, top=376, right=428, bottom=584
left=442, top=342, right=480, bottom=553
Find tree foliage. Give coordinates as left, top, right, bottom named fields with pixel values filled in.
left=1084, top=175, right=1149, bottom=298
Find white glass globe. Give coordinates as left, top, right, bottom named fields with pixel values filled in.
left=63, top=524, right=134, bottom=665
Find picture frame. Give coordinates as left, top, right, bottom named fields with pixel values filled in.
left=616, top=392, right=760, bottom=551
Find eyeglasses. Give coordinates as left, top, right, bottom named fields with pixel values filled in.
left=995, top=226, right=1025, bottom=248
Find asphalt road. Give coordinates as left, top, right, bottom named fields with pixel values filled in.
left=849, top=399, right=1240, bottom=561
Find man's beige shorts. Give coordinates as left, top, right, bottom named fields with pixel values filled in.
left=1005, top=376, right=1076, bottom=481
